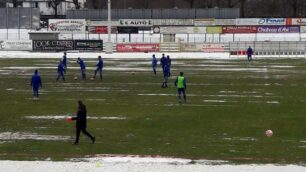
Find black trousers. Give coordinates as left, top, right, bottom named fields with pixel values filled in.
left=75, top=127, right=94, bottom=143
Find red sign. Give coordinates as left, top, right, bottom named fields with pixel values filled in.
left=116, top=44, right=160, bottom=52
left=88, top=26, right=117, bottom=34
left=286, top=18, right=292, bottom=25
left=222, top=26, right=257, bottom=33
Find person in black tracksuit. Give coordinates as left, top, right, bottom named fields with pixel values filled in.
left=72, top=101, right=95, bottom=145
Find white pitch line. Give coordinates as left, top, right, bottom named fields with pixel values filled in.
left=0, top=132, right=71, bottom=141
left=24, top=115, right=127, bottom=120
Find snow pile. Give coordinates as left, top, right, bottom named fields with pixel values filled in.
left=0, top=156, right=305, bottom=172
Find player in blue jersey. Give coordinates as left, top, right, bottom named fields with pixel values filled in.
left=56, top=60, right=65, bottom=81
left=77, top=57, right=86, bottom=80
left=166, top=55, right=171, bottom=77
left=161, top=64, right=170, bottom=88
left=160, top=54, right=167, bottom=72
left=247, top=46, right=253, bottom=62
left=62, top=52, right=67, bottom=72
left=93, top=56, right=103, bottom=80
left=30, top=69, right=42, bottom=99
left=152, top=54, right=157, bottom=76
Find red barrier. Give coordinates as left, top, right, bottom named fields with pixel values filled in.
left=237, top=51, right=247, bottom=55
left=116, top=43, right=160, bottom=52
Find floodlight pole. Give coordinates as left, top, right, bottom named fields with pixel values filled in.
left=105, top=0, right=113, bottom=54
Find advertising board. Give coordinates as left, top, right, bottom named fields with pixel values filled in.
left=88, top=26, right=118, bottom=34
left=236, top=18, right=259, bottom=25
left=48, top=19, right=86, bottom=33
left=75, top=40, right=103, bottom=51
left=152, top=19, right=194, bottom=26
left=301, top=26, right=306, bottom=32
left=206, top=27, right=222, bottom=34
left=117, top=27, right=139, bottom=33
left=33, top=40, right=74, bottom=51
left=215, top=19, right=236, bottom=26
left=159, top=27, right=207, bottom=34
left=0, top=40, right=32, bottom=51
left=291, top=18, right=306, bottom=25
left=119, top=19, right=153, bottom=27
left=194, top=19, right=215, bottom=26
left=222, top=26, right=257, bottom=33
left=257, top=18, right=286, bottom=25
left=257, top=26, right=300, bottom=33
left=116, top=43, right=160, bottom=52
left=86, top=20, right=119, bottom=26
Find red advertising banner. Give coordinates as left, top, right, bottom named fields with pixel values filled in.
left=116, top=43, right=160, bottom=52
left=88, top=26, right=117, bottom=34
left=222, top=26, right=257, bottom=33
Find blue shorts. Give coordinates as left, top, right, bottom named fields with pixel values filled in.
left=177, top=88, right=185, bottom=95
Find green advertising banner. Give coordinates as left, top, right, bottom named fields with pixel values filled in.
left=206, top=26, right=222, bottom=34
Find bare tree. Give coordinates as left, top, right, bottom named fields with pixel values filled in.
left=227, top=0, right=232, bottom=7
left=72, top=0, right=81, bottom=9
left=240, top=0, right=245, bottom=17
left=183, top=0, right=196, bottom=8
left=50, top=0, right=64, bottom=18
left=12, top=0, right=17, bottom=7
left=287, top=0, right=305, bottom=17
left=201, top=0, right=213, bottom=8
left=225, top=0, right=245, bottom=17
left=92, top=0, right=98, bottom=9
left=216, top=0, right=221, bottom=7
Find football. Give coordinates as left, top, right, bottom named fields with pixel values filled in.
left=265, top=129, right=273, bottom=137
left=74, top=76, right=78, bottom=80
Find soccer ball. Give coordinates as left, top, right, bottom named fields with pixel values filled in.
left=265, top=129, right=273, bottom=137
left=22, top=70, right=25, bottom=74
left=74, top=76, right=78, bottom=80
left=90, top=77, right=94, bottom=81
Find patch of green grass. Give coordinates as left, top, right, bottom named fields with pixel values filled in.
left=0, top=58, right=306, bottom=164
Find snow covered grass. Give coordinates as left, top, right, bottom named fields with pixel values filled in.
left=1, top=156, right=306, bottom=172
left=0, top=52, right=306, bottom=171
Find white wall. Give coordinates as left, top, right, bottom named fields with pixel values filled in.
left=0, top=29, right=305, bottom=43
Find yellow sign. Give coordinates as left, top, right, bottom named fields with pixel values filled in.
left=206, top=27, right=222, bottom=34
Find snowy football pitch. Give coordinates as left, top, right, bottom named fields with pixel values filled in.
left=0, top=53, right=306, bottom=166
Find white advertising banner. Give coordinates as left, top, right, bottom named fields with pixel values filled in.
left=0, top=40, right=32, bottom=51
left=257, top=18, right=286, bottom=25
left=48, top=19, right=86, bottom=33
left=215, top=19, right=236, bottom=26
left=300, top=26, right=306, bottom=32
left=119, top=19, right=153, bottom=27
left=236, top=18, right=288, bottom=26
left=160, top=27, right=207, bottom=34
left=236, top=18, right=260, bottom=25
left=194, top=19, right=215, bottom=26
left=87, top=20, right=119, bottom=26
left=152, top=19, right=194, bottom=26
left=291, top=18, right=306, bottom=25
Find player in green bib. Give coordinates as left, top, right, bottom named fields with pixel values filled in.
left=174, top=72, right=187, bottom=103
